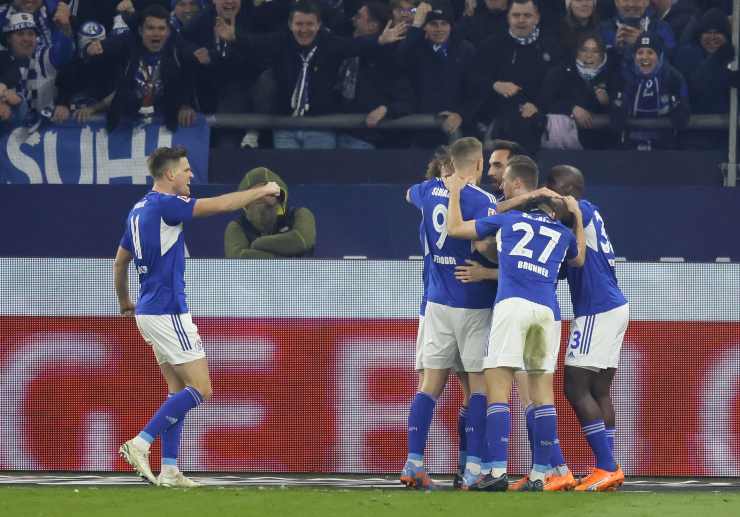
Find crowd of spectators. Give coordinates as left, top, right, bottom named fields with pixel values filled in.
left=0, top=0, right=737, bottom=152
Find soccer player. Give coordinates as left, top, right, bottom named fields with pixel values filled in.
left=446, top=155, right=586, bottom=491
left=485, top=141, right=574, bottom=491
left=412, top=146, right=473, bottom=486
left=113, top=146, right=280, bottom=487
left=401, top=137, right=498, bottom=490
left=546, top=165, right=627, bottom=491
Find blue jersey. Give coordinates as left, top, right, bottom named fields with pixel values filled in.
left=476, top=209, right=578, bottom=320
left=409, top=178, right=497, bottom=309
left=419, top=217, right=430, bottom=316
left=119, top=191, right=196, bottom=315
left=565, top=199, right=627, bottom=317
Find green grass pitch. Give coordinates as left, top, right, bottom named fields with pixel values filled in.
left=3, top=487, right=740, bottom=517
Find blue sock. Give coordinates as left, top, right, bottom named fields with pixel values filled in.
left=407, top=392, right=436, bottom=460
left=605, top=426, right=616, bottom=457
left=139, top=386, right=202, bottom=443
left=161, top=394, right=186, bottom=467
left=486, top=403, right=510, bottom=474
left=533, top=405, right=557, bottom=476
left=465, top=393, right=486, bottom=470
left=550, top=409, right=566, bottom=468
left=458, top=406, right=468, bottom=472
left=524, top=404, right=535, bottom=468
left=583, top=420, right=616, bottom=472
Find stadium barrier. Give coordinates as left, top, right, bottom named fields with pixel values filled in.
left=0, top=259, right=738, bottom=476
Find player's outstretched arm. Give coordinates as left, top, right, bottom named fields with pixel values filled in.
left=564, top=196, right=586, bottom=267
left=193, top=182, right=281, bottom=218
left=444, top=176, right=479, bottom=240
left=454, top=259, right=498, bottom=283
left=113, top=246, right=135, bottom=316
left=496, top=187, right=561, bottom=214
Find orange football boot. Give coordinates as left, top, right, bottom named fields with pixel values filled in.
left=574, top=465, right=625, bottom=492
left=544, top=470, right=578, bottom=491
left=509, top=475, right=529, bottom=491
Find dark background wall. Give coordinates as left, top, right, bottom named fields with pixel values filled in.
left=2, top=183, right=738, bottom=261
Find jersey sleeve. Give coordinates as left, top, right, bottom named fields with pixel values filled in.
left=407, top=182, right=425, bottom=210
left=565, top=228, right=578, bottom=260
left=160, top=195, right=197, bottom=225
left=579, top=200, right=594, bottom=227
left=119, top=222, right=133, bottom=253
left=475, top=213, right=506, bottom=239
left=461, top=188, right=496, bottom=220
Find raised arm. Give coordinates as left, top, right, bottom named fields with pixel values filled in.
left=564, top=196, right=586, bottom=267
left=496, top=187, right=561, bottom=213
left=445, top=176, right=479, bottom=240
left=113, top=246, right=135, bottom=316
left=193, top=182, right=281, bottom=218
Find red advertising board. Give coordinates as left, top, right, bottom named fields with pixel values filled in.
left=2, top=316, right=739, bottom=476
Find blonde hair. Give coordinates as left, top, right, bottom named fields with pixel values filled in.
left=449, top=137, right=483, bottom=172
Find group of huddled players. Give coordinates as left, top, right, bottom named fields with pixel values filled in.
left=402, top=137, right=629, bottom=492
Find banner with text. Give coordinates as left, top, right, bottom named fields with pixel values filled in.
left=0, top=117, right=209, bottom=185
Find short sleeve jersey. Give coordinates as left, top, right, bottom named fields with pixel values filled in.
left=565, top=199, right=627, bottom=317
left=119, top=191, right=196, bottom=315
left=475, top=209, right=578, bottom=320
left=408, top=178, right=498, bottom=309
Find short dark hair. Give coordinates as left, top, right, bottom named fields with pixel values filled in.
left=290, top=0, right=322, bottom=22
left=509, top=0, right=539, bottom=13
left=364, top=1, right=391, bottom=29
left=506, top=154, right=539, bottom=190
left=487, top=139, right=527, bottom=157
left=148, top=146, right=187, bottom=179
left=576, top=31, right=606, bottom=55
left=140, top=4, right=170, bottom=23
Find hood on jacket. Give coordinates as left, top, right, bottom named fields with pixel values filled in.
left=693, top=8, right=731, bottom=43
left=238, top=166, right=288, bottom=215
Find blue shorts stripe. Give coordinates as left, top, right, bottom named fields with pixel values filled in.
left=176, top=314, right=192, bottom=350
left=171, top=315, right=188, bottom=351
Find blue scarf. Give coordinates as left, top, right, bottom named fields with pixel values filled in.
left=576, top=54, right=608, bottom=81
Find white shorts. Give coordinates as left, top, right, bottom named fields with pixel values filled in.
left=564, top=303, right=629, bottom=371
left=415, top=315, right=424, bottom=371
left=135, top=313, right=205, bottom=365
left=484, top=297, right=561, bottom=373
left=423, top=302, right=492, bottom=373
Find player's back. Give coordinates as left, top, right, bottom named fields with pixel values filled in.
left=565, top=199, right=627, bottom=317
left=492, top=209, right=577, bottom=321
left=409, top=178, right=496, bottom=309
left=120, top=191, right=195, bottom=315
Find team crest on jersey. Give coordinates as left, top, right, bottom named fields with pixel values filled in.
left=488, top=208, right=497, bottom=216
left=177, top=196, right=191, bottom=202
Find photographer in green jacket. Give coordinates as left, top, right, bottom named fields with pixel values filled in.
left=224, top=167, right=316, bottom=259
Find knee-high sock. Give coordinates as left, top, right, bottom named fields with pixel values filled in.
left=550, top=409, right=566, bottom=468
left=605, top=426, right=616, bottom=458
left=532, top=405, right=557, bottom=481
left=486, top=403, right=510, bottom=477
left=457, top=406, right=468, bottom=472
left=464, top=393, right=486, bottom=472
left=583, top=420, right=616, bottom=472
left=407, top=392, right=436, bottom=462
left=524, top=404, right=536, bottom=468
left=139, top=386, right=203, bottom=445
left=161, top=394, right=186, bottom=467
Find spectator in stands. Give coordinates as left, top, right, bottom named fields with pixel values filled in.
left=224, top=167, right=316, bottom=259
left=611, top=32, right=689, bottom=149
left=1, top=10, right=74, bottom=129
left=337, top=1, right=413, bottom=148
left=476, top=0, right=562, bottom=153
left=0, top=49, right=25, bottom=128
left=0, top=0, right=69, bottom=51
left=390, top=0, right=417, bottom=27
left=85, top=5, right=197, bottom=132
left=399, top=1, right=478, bottom=147
left=181, top=0, right=265, bottom=148
left=170, top=0, right=203, bottom=32
left=560, top=0, right=601, bottom=54
left=54, top=21, right=118, bottom=123
left=651, top=0, right=697, bottom=42
left=674, top=8, right=734, bottom=148
left=218, top=0, right=406, bottom=149
left=456, top=0, right=509, bottom=48
left=539, top=32, right=616, bottom=149
left=600, top=0, right=676, bottom=60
